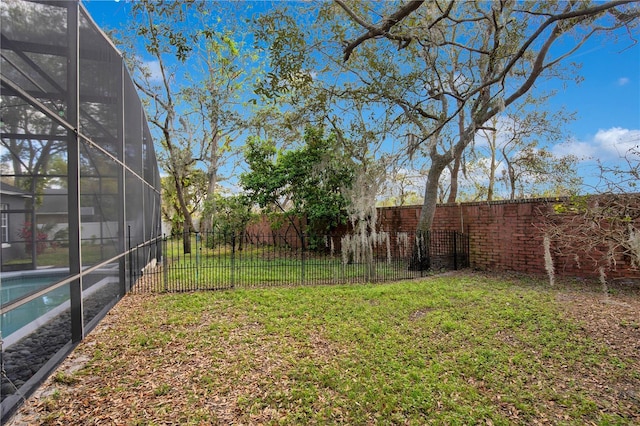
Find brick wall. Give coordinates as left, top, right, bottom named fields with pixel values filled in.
left=244, top=216, right=308, bottom=249
left=247, top=197, right=638, bottom=279
left=378, top=198, right=638, bottom=279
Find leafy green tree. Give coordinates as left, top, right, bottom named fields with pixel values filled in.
left=241, top=127, right=353, bottom=238
left=252, top=3, right=398, bottom=247
left=115, top=1, right=265, bottom=251
left=180, top=3, right=263, bottom=232
left=204, top=193, right=254, bottom=250
left=207, top=193, right=254, bottom=236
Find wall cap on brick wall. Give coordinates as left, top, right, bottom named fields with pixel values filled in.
left=377, top=196, right=576, bottom=211
left=378, top=193, right=640, bottom=211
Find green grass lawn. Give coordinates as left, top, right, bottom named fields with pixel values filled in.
left=24, top=273, right=640, bottom=425
left=161, top=256, right=419, bottom=290
left=138, top=239, right=426, bottom=291
left=4, top=244, right=117, bottom=268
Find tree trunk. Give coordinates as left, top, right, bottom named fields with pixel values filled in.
left=201, top=130, right=220, bottom=232
left=508, top=164, right=516, bottom=200
left=417, top=159, right=448, bottom=232
left=447, top=156, right=461, bottom=203
left=183, top=219, right=191, bottom=253
left=201, top=172, right=217, bottom=232
left=418, top=127, right=474, bottom=232
left=487, top=148, right=496, bottom=201
left=172, top=172, right=194, bottom=253
left=164, top=123, right=195, bottom=239
left=173, top=174, right=194, bottom=229
left=447, top=98, right=467, bottom=204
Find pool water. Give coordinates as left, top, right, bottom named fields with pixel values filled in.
left=1, top=273, right=70, bottom=345
left=1, top=275, right=65, bottom=304
left=1, top=271, right=117, bottom=348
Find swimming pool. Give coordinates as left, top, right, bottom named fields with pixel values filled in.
left=1, top=270, right=116, bottom=348
left=1, top=271, right=70, bottom=347
left=1, top=273, right=69, bottom=307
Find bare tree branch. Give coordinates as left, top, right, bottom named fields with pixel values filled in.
left=336, top=0, right=425, bottom=61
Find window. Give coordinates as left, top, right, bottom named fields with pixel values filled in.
left=1, top=203, right=8, bottom=243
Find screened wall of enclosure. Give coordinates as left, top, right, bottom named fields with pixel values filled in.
left=0, top=0, right=162, bottom=420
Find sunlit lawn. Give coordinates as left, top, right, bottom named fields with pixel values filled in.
left=27, top=273, right=639, bottom=425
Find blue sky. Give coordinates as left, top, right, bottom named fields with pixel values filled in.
left=545, top=36, right=639, bottom=151
left=83, top=0, right=640, bottom=194
left=544, top=35, right=639, bottom=191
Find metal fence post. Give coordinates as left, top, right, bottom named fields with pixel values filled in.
left=163, top=234, right=168, bottom=292
left=195, top=232, right=201, bottom=284
left=453, top=231, right=458, bottom=270
left=231, top=233, right=236, bottom=289
left=128, top=225, right=133, bottom=290
left=301, top=233, right=306, bottom=285
left=466, top=231, right=470, bottom=268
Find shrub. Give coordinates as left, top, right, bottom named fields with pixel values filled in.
left=18, top=221, right=49, bottom=254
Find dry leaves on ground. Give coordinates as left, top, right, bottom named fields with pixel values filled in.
left=6, top=278, right=640, bottom=425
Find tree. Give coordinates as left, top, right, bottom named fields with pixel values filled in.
left=469, top=100, right=581, bottom=201
left=240, top=126, right=353, bottom=238
left=252, top=2, right=400, bottom=237
left=120, top=0, right=201, bottom=244
left=208, top=193, right=254, bottom=236
left=501, top=146, right=581, bottom=200
left=0, top=100, right=66, bottom=202
left=117, top=1, right=264, bottom=250
left=542, top=145, right=640, bottom=288
left=180, top=4, right=262, bottom=232
left=378, top=167, right=425, bottom=207
left=160, top=169, right=207, bottom=236
left=335, top=0, right=639, bottom=231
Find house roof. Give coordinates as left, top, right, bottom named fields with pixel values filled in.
left=0, top=182, right=32, bottom=198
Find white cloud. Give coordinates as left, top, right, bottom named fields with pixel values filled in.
left=553, top=138, right=597, bottom=160
left=553, top=127, right=640, bottom=162
left=617, top=77, right=630, bottom=86
left=138, top=60, right=163, bottom=82
left=593, top=127, right=640, bottom=158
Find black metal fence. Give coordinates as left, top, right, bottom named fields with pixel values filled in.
left=129, top=230, right=470, bottom=293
